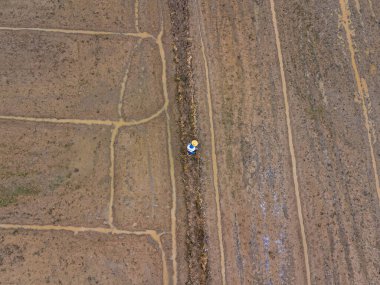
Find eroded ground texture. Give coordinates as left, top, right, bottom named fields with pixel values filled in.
left=0, top=0, right=379, bottom=284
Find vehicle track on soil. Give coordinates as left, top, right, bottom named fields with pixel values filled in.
left=269, top=0, right=311, bottom=284
left=195, top=1, right=226, bottom=283
left=339, top=0, right=380, bottom=202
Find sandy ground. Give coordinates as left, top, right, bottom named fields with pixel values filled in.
left=0, top=0, right=379, bottom=284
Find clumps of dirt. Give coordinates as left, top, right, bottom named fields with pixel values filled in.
left=0, top=244, right=24, bottom=267
left=168, top=1, right=209, bottom=284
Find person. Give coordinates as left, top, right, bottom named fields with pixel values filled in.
left=187, top=140, right=199, bottom=155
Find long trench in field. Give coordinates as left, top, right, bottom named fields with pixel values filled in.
left=168, top=1, right=210, bottom=284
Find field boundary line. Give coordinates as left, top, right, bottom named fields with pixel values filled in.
left=0, top=26, right=154, bottom=39
left=0, top=109, right=166, bottom=128
left=339, top=0, right=380, bottom=202
left=195, top=1, right=226, bottom=284
left=0, top=223, right=152, bottom=236
left=269, top=0, right=312, bottom=284
left=0, top=115, right=114, bottom=126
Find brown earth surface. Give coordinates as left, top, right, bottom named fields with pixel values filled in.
left=0, top=0, right=379, bottom=285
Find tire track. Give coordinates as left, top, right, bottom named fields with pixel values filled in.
left=195, top=2, right=227, bottom=283
left=269, top=0, right=311, bottom=284
left=0, top=115, right=115, bottom=126
left=339, top=0, right=380, bottom=202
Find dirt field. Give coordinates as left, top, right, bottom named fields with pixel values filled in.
left=0, top=0, right=379, bottom=284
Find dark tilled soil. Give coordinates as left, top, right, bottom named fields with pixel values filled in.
left=168, top=1, right=209, bottom=284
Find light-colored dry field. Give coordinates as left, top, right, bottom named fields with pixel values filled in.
left=0, top=1, right=177, bottom=284
left=0, top=0, right=379, bottom=284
